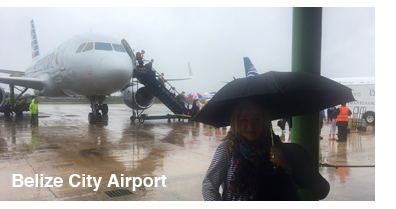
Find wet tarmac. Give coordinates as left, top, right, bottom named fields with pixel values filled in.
left=0, top=104, right=375, bottom=201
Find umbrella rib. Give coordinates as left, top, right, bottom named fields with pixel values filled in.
left=271, top=72, right=283, bottom=93
left=241, top=79, right=251, bottom=96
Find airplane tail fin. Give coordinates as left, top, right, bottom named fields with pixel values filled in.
left=30, top=20, right=40, bottom=60
left=243, top=57, right=258, bottom=77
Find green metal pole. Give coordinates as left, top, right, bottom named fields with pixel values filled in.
left=290, top=7, right=323, bottom=201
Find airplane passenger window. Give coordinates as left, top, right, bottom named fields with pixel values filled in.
left=83, top=42, right=93, bottom=52
left=112, top=44, right=126, bottom=52
left=95, top=42, right=113, bottom=51
left=76, top=43, right=87, bottom=53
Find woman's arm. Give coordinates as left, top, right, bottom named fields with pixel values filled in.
left=202, top=141, right=230, bottom=201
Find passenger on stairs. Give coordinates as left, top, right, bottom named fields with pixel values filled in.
left=145, top=59, right=155, bottom=75
left=158, top=73, right=165, bottom=86
left=170, top=87, right=176, bottom=96
left=136, top=50, right=145, bottom=67
left=176, top=91, right=188, bottom=107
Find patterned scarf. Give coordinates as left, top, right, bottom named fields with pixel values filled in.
left=228, top=134, right=269, bottom=200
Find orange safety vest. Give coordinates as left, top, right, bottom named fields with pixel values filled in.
left=337, top=106, right=349, bottom=122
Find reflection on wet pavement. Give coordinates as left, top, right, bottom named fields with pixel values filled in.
left=0, top=104, right=374, bottom=200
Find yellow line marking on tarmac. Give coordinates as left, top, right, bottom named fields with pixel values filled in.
left=175, top=114, right=191, bottom=118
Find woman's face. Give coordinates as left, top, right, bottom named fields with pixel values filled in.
left=238, top=105, right=264, bottom=141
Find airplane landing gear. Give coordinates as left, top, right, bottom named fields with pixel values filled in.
left=87, top=95, right=107, bottom=124
left=101, top=104, right=108, bottom=115
left=88, top=113, right=94, bottom=124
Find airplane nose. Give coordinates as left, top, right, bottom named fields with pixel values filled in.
left=99, top=55, right=132, bottom=90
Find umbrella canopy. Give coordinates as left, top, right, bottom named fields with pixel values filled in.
left=187, top=92, right=203, bottom=99
left=193, top=71, right=355, bottom=127
left=207, top=92, right=217, bottom=99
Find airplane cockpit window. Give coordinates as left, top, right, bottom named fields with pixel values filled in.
left=95, top=42, right=113, bottom=51
left=83, top=42, right=93, bottom=52
left=112, top=44, right=126, bottom=52
left=76, top=43, right=87, bottom=53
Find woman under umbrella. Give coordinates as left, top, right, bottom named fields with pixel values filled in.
left=202, top=98, right=330, bottom=201
left=198, top=71, right=354, bottom=201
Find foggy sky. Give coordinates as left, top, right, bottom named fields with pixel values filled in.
left=0, top=7, right=375, bottom=95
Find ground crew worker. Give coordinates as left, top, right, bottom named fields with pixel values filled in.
left=30, top=99, right=39, bottom=125
left=4, top=95, right=12, bottom=117
left=334, top=103, right=352, bottom=142
left=14, top=99, right=22, bottom=117
left=5, top=95, right=11, bottom=105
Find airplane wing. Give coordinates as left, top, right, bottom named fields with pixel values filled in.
left=0, top=69, right=25, bottom=77
left=165, top=77, right=193, bottom=81
left=0, top=76, right=43, bottom=90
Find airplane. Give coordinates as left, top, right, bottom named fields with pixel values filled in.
left=0, top=20, right=133, bottom=124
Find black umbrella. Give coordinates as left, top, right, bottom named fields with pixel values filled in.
left=193, top=71, right=355, bottom=127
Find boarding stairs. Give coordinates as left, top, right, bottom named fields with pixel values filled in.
left=133, top=68, right=189, bottom=116
left=121, top=39, right=190, bottom=122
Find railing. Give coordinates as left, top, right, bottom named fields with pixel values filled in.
left=133, top=64, right=189, bottom=115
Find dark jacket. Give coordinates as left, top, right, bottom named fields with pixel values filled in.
left=202, top=134, right=330, bottom=201
left=190, top=100, right=199, bottom=117
left=327, top=107, right=338, bottom=119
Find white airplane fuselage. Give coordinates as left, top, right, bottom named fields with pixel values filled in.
left=25, top=32, right=132, bottom=97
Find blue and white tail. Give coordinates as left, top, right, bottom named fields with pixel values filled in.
left=30, top=20, right=40, bottom=60
left=243, top=57, right=259, bottom=77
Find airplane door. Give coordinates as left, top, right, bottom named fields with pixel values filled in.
left=57, top=39, right=73, bottom=71
left=53, top=39, right=73, bottom=89
left=121, top=39, right=136, bottom=70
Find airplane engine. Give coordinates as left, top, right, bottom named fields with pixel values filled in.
left=0, top=86, right=6, bottom=107
left=121, top=86, right=155, bottom=110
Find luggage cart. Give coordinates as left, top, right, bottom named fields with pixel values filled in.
left=352, top=106, right=367, bottom=132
